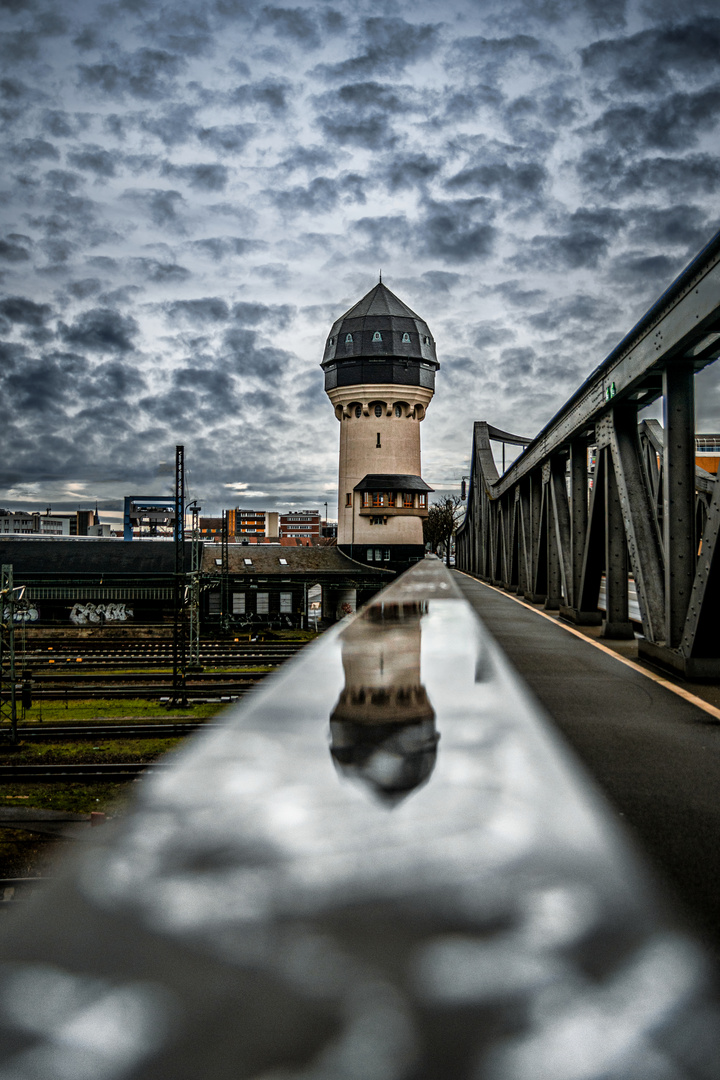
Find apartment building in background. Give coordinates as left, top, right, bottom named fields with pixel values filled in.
left=200, top=510, right=280, bottom=541
left=279, top=511, right=321, bottom=543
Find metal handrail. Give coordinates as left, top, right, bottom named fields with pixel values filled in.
left=0, top=558, right=716, bottom=1075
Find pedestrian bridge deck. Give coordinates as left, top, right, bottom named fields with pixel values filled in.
left=453, top=569, right=720, bottom=959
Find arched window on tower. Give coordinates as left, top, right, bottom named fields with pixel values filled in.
left=372, top=331, right=382, bottom=342
left=402, top=332, right=411, bottom=343
left=354, top=404, right=362, bottom=418
left=345, top=333, right=353, bottom=343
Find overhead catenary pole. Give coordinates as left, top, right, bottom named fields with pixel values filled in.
left=171, top=445, right=187, bottom=707
left=0, top=565, right=18, bottom=743
left=221, top=509, right=230, bottom=632
left=188, top=501, right=202, bottom=671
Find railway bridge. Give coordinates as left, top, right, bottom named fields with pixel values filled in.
left=455, top=229, right=720, bottom=680
left=451, top=228, right=720, bottom=963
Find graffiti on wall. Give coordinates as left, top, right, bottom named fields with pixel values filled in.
left=2, top=605, right=39, bottom=623
left=69, top=602, right=134, bottom=626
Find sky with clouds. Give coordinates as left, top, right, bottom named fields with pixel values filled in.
left=2, top=0, right=720, bottom=523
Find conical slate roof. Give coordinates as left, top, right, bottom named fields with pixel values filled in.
left=338, top=282, right=423, bottom=321
left=322, top=281, right=438, bottom=368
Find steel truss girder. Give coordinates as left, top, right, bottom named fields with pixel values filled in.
left=456, top=231, right=720, bottom=675
left=549, top=455, right=572, bottom=608
left=602, top=446, right=634, bottom=640
left=605, top=406, right=666, bottom=642
left=681, top=475, right=720, bottom=662
left=457, top=401, right=718, bottom=664
left=487, top=234, right=720, bottom=501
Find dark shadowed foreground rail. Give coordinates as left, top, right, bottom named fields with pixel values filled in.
left=0, top=559, right=717, bottom=1079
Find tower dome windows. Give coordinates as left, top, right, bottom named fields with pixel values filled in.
left=394, top=404, right=402, bottom=417
left=402, top=333, right=411, bottom=343
left=372, top=331, right=382, bottom=342
left=374, top=404, right=383, bottom=417
left=345, top=333, right=353, bottom=343
left=354, top=405, right=362, bottom=418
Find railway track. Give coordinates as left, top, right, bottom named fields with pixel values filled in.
left=14, top=722, right=211, bottom=741
left=10, top=664, right=279, bottom=701
left=0, top=762, right=157, bottom=782
left=20, top=641, right=305, bottom=669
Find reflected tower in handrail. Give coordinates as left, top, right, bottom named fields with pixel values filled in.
left=329, top=600, right=438, bottom=804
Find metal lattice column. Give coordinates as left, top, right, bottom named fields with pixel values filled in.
left=663, top=363, right=696, bottom=648
left=221, top=510, right=230, bottom=632
left=188, top=502, right=202, bottom=672
left=0, top=565, right=18, bottom=743
left=171, top=445, right=187, bottom=706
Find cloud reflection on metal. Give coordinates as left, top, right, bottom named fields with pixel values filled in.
left=0, top=559, right=717, bottom=1078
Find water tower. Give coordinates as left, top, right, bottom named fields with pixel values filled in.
left=322, top=281, right=438, bottom=571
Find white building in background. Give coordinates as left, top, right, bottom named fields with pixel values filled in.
left=0, top=510, right=70, bottom=535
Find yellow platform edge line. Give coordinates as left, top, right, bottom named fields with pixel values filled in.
left=454, top=570, right=720, bottom=724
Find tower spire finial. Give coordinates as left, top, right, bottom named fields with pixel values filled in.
left=379, top=269, right=382, bottom=284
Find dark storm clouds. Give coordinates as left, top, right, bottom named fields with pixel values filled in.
left=1, top=0, right=720, bottom=514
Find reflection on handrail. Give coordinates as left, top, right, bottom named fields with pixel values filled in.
left=330, top=601, right=437, bottom=803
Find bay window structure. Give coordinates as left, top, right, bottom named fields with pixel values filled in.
left=355, top=474, right=433, bottom=546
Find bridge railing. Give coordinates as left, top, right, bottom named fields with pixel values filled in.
left=0, top=558, right=717, bottom=1078
left=456, top=229, right=720, bottom=677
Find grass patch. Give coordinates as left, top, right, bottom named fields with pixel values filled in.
left=0, top=782, right=128, bottom=816
left=0, top=737, right=183, bottom=766
left=19, top=697, right=230, bottom=725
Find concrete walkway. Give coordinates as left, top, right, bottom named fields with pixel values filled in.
left=453, top=570, right=720, bottom=960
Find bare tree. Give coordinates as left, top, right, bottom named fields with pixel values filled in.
left=423, top=496, right=464, bottom=565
